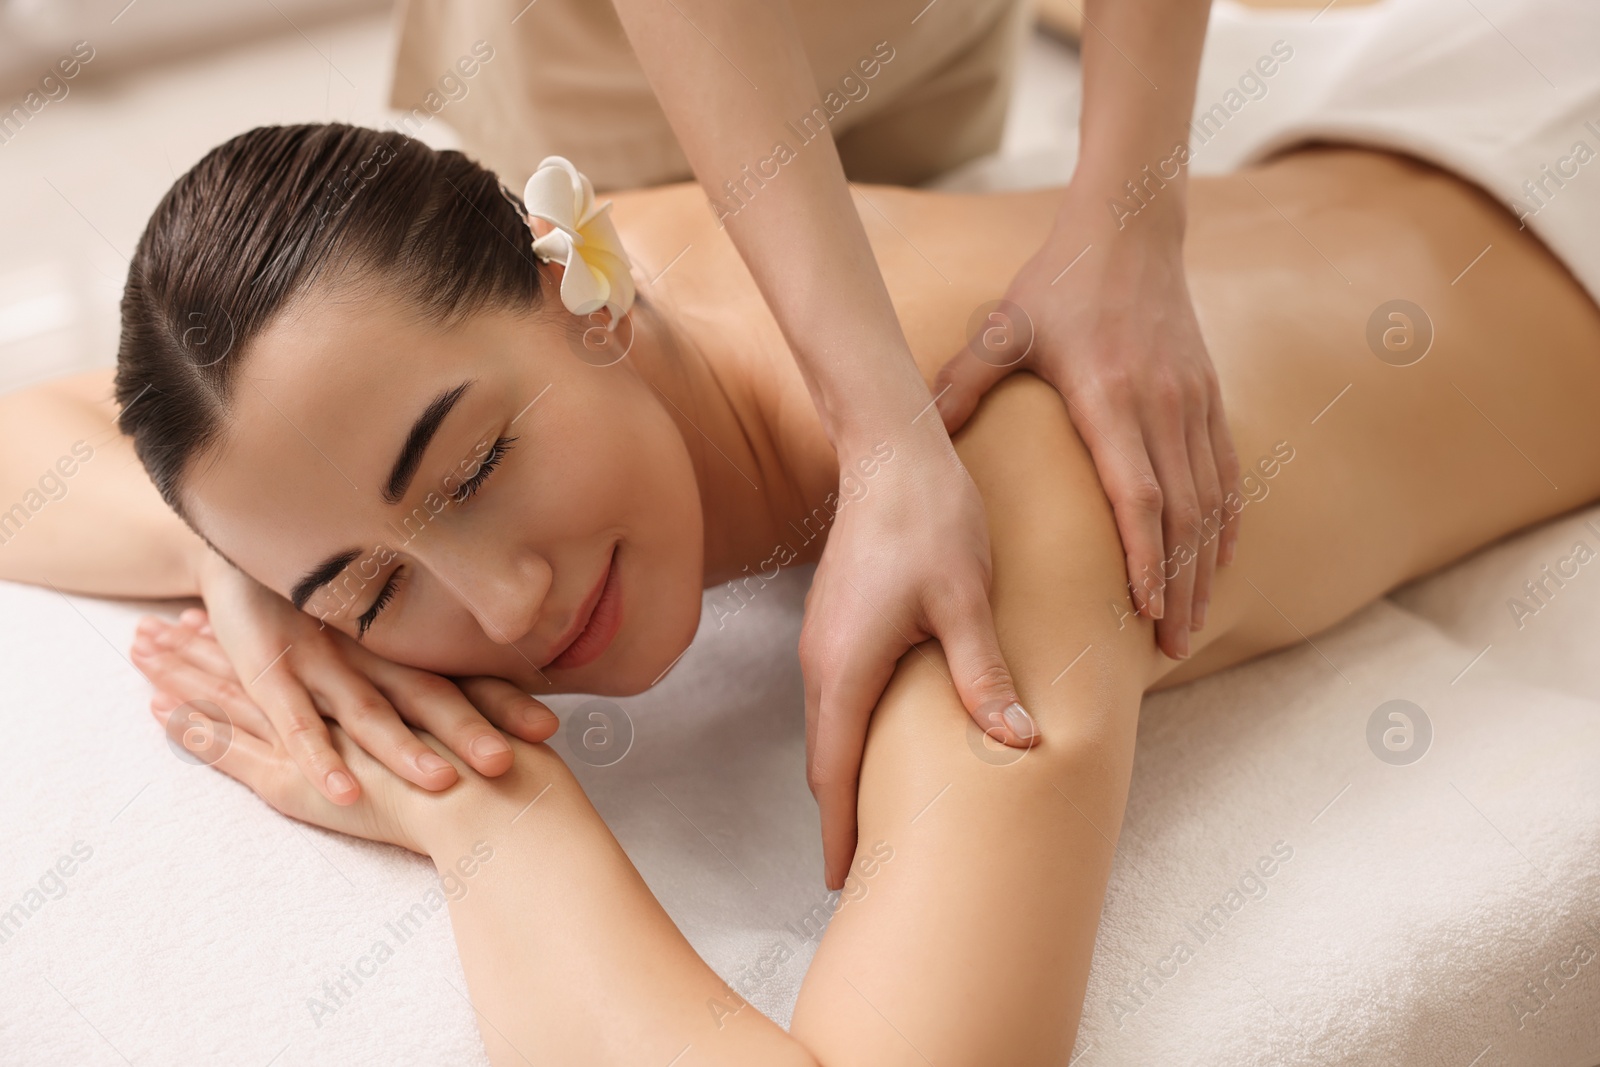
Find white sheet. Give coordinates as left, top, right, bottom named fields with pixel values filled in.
left=3, top=499, right=1598, bottom=1065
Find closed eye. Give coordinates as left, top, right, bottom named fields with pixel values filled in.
left=356, top=435, right=517, bottom=638
left=357, top=566, right=406, bottom=639
left=451, top=435, right=517, bottom=505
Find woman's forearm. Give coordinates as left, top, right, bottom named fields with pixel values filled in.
left=416, top=742, right=818, bottom=1067
left=0, top=369, right=206, bottom=598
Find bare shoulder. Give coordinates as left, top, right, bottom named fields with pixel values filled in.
left=954, top=374, right=1156, bottom=685
left=606, top=180, right=1066, bottom=387
left=2, top=367, right=118, bottom=416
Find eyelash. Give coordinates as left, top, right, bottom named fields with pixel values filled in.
left=357, top=567, right=405, bottom=639
left=356, top=434, right=518, bottom=638
left=451, top=435, right=517, bottom=505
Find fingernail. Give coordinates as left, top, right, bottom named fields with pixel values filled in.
left=326, top=770, right=355, bottom=798
left=471, top=734, right=510, bottom=762
left=1001, top=701, right=1037, bottom=741
left=132, top=633, right=156, bottom=655
left=417, top=752, right=452, bottom=776
left=1172, top=631, right=1190, bottom=659
left=1192, top=599, right=1208, bottom=630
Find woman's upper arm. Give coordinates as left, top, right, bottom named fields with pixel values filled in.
left=0, top=368, right=205, bottom=597
left=790, top=376, right=1155, bottom=1064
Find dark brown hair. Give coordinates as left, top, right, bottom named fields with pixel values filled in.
left=113, top=123, right=542, bottom=520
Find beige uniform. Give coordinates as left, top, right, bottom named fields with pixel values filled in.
left=389, top=0, right=1029, bottom=191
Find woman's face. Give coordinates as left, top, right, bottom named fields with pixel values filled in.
left=183, top=276, right=706, bottom=695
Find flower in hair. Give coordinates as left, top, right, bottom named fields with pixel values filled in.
left=522, top=156, right=635, bottom=329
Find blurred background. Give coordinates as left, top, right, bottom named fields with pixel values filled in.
left=0, top=0, right=1084, bottom=397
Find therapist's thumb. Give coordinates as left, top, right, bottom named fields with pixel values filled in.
left=936, top=599, right=1037, bottom=749
left=933, top=345, right=1015, bottom=435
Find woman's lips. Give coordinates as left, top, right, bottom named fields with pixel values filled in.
left=545, top=545, right=622, bottom=671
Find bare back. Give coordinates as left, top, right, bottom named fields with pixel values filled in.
left=610, top=146, right=1600, bottom=690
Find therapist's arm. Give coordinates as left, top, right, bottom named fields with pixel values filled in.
left=607, top=0, right=1035, bottom=890
left=935, top=0, right=1243, bottom=663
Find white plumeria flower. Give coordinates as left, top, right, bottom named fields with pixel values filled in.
left=522, top=156, right=635, bottom=329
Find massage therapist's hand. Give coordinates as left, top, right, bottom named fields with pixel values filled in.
left=933, top=190, right=1242, bottom=661
left=606, top=0, right=1034, bottom=888
left=803, top=423, right=1037, bottom=889
left=131, top=550, right=558, bottom=804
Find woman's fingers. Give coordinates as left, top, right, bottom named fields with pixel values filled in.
left=178, top=605, right=214, bottom=636
left=141, top=621, right=334, bottom=825
left=142, top=651, right=276, bottom=743
left=342, top=648, right=520, bottom=775
left=241, top=661, right=361, bottom=805
left=153, top=696, right=280, bottom=786
left=376, top=672, right=511, bottom=778
left=296, top=646, right=465, bottom=790
left=133, top=618, right=275, bottom=740
left=138, top=613, right=237, bottom=680
left=456, top=677, right=560, bottom=746
left=186, top=564, right=369, bottom=803
left=137, top=610, right=453, bottom=854
left=152, top=683, right=431, bottom=853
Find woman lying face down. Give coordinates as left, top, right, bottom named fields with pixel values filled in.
left=88, top=112, right=1600, bottom=1062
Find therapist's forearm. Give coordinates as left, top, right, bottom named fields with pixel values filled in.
left=609, top=0, right=933, bottom=445
left=1070, top=0, right=1213, bottom=232
left=0, top=370, right=206, bottom=599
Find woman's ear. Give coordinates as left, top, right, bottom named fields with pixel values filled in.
left=537, top=257, right=565, bottom=294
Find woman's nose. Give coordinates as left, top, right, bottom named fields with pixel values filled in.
left=435, top=544, right=552, bottom=647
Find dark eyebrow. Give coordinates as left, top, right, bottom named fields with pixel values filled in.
left=291, top=548, right=361, bottom=612
left=289, top=379, right=475, bottom=612
left=384, top=380, right=476, bottom=505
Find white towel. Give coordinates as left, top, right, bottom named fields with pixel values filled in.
left=3, top=505, right=1598, bottom=1064
left=1194, top=0, right=1600, bottom=306
left=939, top=0, right=1600, bottom=307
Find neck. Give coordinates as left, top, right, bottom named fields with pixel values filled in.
left=623, top=297, right=835, bottom=589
